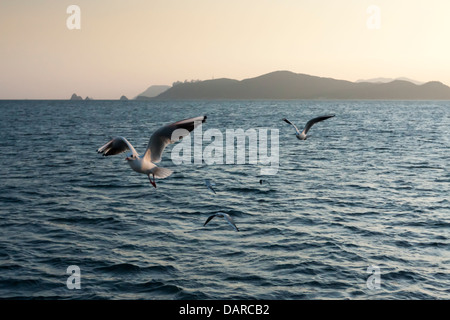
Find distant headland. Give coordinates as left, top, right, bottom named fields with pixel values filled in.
left=68, top=71, right=450, bottom=101
left=148, top=71, right=450, bottom=100
left=135, top=85, right=171, bottom=100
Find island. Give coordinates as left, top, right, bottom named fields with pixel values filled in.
left=70, top=93, right=83, bottom=100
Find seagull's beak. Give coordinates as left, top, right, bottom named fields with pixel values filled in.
left=125, top=157, right=130, bottom=161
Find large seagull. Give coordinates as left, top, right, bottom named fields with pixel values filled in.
left=97, top=115, right=206, bottom=188
left=282, top=115, right=335, bottom=140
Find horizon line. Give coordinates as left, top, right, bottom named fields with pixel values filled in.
left=1, top=70, right=448, bottom=100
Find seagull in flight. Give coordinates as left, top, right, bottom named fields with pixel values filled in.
left=203, top=213, right=239, bottom=232
left=282, top=115, right=335, bottom=140
left=204, top=179, right=217, bottom=194
left=97, top=115, right=206, bottom=188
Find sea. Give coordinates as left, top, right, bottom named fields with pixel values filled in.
left=0, top=100, right=448, bottom=300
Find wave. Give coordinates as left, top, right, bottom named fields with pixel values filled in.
left=227, top=186, right=263, bottom=193
left=1, top=100, right=449, bottom=300
left=95, top=263, right=178, bottom=275
left=95, top=263, right=143, bottom=273
left=134, top=281, right=183, bottom=295
left=49, top=215, right=120, bottom=226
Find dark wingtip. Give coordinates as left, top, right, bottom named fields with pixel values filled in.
left=203, top=115, right=207, bottom=122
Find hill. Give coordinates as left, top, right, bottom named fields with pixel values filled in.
left=152, top=71, right=450, bottom=100
left=356, top=77, right=424, bottom=85
left=135, top=85, right=170, bottom=100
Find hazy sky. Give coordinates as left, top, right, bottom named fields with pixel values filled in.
left=1, top=0, right=450, bottom=99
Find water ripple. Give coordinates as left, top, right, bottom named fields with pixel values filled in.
left=0, top=100, right=449, bottom=299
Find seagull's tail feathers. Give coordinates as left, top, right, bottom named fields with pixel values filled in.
left=152, top=167, right=173, bottom=179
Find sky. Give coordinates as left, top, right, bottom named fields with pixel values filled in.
left=1, top=0, right=450, bottom=99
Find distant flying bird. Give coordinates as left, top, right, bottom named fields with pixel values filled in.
left=204, top=179, right=217, bottom=194
left=97, top=115, right=207, bottom=188
left=282, top=115, right=335, bottom=140
left=203, top=213, right=239, bottom=232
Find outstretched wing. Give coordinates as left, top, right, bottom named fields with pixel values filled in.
left=203, top=214, right=217, bottom=227
left=144, top=115, right=207, bottom=163
left=223, top=214, right=239, bottom=232
left=97, top=136, right=139, bottom=157
left=282, top=118, right=301, bottom=135
left=302, top=115, right=335, bottom=135
left=208, top=186, right=217, bottom=194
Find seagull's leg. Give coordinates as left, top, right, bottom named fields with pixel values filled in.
left=148, top=174, right=157, bottom=188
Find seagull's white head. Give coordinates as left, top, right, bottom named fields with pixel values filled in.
left=125, top=152, right=136, bottom=161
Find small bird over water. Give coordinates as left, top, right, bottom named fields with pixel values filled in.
left=282, top=115, right=335, bottom=140
left=204, top=179, right=217, bottom=194
left=97, top=115, right=206, bottom=188
left=203, top=213, right=239, bottom=232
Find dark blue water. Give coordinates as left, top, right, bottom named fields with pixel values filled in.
left=0, top=100, right=448, bottom=299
